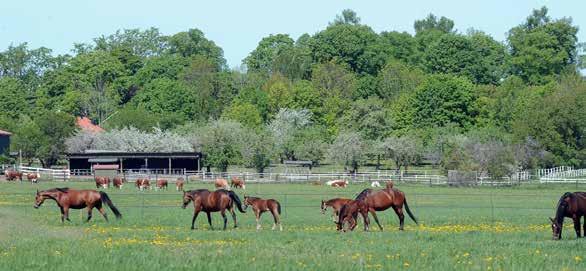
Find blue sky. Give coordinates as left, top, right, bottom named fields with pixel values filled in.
left=1, top=0, right=584, bottom=68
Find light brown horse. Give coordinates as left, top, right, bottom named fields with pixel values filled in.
left=176, top=177, right=185, bottom=191
left=95, top=176, right=110, bottom=189
left=113, top=177, right=124, bottom=189
left=27, top=173, right=40, bottom=183
left=337, top=199, right=369, bottom=232
left=34, top=188, right=122, bottom=222
left=135, top=178, right=150, bottom=191
left=181, top=189, right=246, bottom=230
left=215, top=178, right=229, bottom=189
left=550, top=192, right=586, bottom=240
left=321, top=198, right=353, bottom=223
left=231, top=177, right=245, bottom=189
left=4, top=170, right=22, bottom=181
left=339, top=182, right=418, bottom=231
left=243, top=196, right=282, bottom=231
left=156, top=179, right=168, bottom=190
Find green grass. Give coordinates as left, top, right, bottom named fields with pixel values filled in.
left=0, top=181, right=585, bottom=271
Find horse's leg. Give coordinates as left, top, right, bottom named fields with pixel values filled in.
left=369, top=210, right=382, bottom=231
left=191, top=210, right=200, bottom=230
left=59, top=206, right=65, bottom=223
left=63, top=206, right=71, bottom=222
left=270, top=209, right=280, bottom=231
left=97, top=206, right=109, bottom=222
left=392, top=206, right=405, bottom=230
left=255, top=210, right=262, bottom=231
left=573, top=215, right=581, bottom=238
left=583, top=215, right=586, bottom=238
left=221, top=210, right=228, bottom=231
left=86, top=207, right=93, bottom=222
left=230, top=206, right=238, bottom=228
left=206, top=212, right=214, bottom=230
left=332, top=210, right=338, bottom=223
left=361, top=210, right=370, bottom=232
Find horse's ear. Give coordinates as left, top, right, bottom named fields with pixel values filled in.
left=549, top=217, right=555, bottom=223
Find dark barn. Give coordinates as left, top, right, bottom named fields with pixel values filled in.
left=0, top=129, right=11, bottom=155
left=67, top=150, right=202, bottom=175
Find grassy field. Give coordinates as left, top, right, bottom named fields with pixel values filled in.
left=0, top=181, right=585, bottom=271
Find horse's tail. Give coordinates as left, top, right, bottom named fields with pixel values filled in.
left=228, top=191, right=246, bottom=213
left=404, top=198, right=418, bottom=225
left=99, top=191, right=122, bottom=219
left=277, top=201, right=282, bottom=215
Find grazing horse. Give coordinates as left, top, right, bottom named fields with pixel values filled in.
left=27, top=173, right=41, bottom=183
left=156, top=179, right=168, bottom=190
left=181, top=189, right=246, bottom=230
left=176, top=177, right=185, bottom=191
left=337, top=199, right=369, bottom=232
left=231, top=177, right=246, bottom=189
left=4, top=170, right=23, bottom=181
left=113, top=177, right=124, bottom=189
left=339, top=182, right=418, bottom=231
left=34, top=188, right=122, bottom=222
left=549, top=192, right=586, bottom=240
left=214, top=178, right=229, bottom=189
left=95, top=176, right=110, bottom=189
left=135, top=178, right=150, bottom=191
left=321, top=198, right=353, bottom=223
left=326, top=180, right=348, bottom=187
left=243, top=196, right=282, bottom=231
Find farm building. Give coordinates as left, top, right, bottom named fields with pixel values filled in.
left=67, top=150, right=202, bottom=175
left=0, top=129, right=11, bottom=155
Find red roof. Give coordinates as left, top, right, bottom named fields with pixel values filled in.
left=93, top=164, right=119, bottom=170
left=76, top=117, right=104, bottom=133
left=0, top=129, right=11, bottom=136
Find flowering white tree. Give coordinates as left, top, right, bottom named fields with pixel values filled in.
left=268, top=108, right=312, bottom=161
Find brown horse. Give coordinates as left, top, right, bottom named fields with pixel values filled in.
left=4, top=170, right=22, bottom=181
left=135, top=178, right=150, bottom=191
left=339, top=182, right=418, bottom=231
left=113, top=177, right=124, bottom=189
left=156, top=179, right=168, bottom=190
left=27, top=173, right=40, bottom=183
left=549, top=192, right=586, bottom=240
left=176, top=177, right=185, bottom=191
left=215, top=178, right=229, bottom=189
left=231, top=177, right=246, bottom=189
left=337, top=199, right=369, bottom=232
left=95, top=176, right=110, bottom=189
left=321, top=198, right=352, bottom=223
left=181, top=189, right=246, bottom=230
left=34, top=188, right=122, bottom=222
left=243, top=196, right=282, bottom=231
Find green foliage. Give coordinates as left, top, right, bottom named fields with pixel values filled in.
left=376, top=60, right=425, bottom=100
left=197, top=120, right=245, bottom=172
left=327, top=131, right=366, bottom=173
left=340, top=97, right=392, bottom=141
left=221, top=102, right=263, bottom=129
left=414, top=14, right=455, bottom=34
left=244, top=34, right=294, bottom=74
left=102, top=106, right=184, bottom=132
left=239, top=128, right=275, bottom=173
left=167, top=28, right=227, bottom=70
left=132, top=78, right=196, bottom=120
left=0, top=77, right=28, bottom=119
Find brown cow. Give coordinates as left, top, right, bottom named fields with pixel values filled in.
left=113, top=177, right=124, bottom=189
left=231, top=177, right=246, bottom=189
left=215, top=178, right=229, bottom=189
left=95, top=176, right=110, bottom=189
left=27, top=173, right=41, bottom=183
left=4, top=170, right=23, bottom=181
left=135, top=178, right=150, bottom=191
left=176, top=177, right=185, bottom=191
left=156, top=179, right=168, bottom=190
left=326, top=180, right=348, bottom=188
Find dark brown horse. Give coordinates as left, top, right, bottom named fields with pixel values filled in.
left=337, top=199, right=369, bottom=232
left=113, top=177, right=124, bottom=189
left=95, top=176, right=110, bottom=189
left=176, top=177, right=185, bottom=191
left=243, top=196, right=282, bottom=231
left=4, top=170, right=22, bottom=181
left=339, top=182, right=418, bottom=231
left=549, top=192, right=586, bottom=240
left=321, top=198, right=352, bottom=223
left=34, top=188, right=122, bottom=222
left=181, top=189, right=246, bottom=230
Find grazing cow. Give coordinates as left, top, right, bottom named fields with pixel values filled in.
left=4, top=170, right=23, bottom=181
left=326, top=180, right=348, bottom=188
left=135, top=178, right=150, bottom=191
left=95, top=176, right=110, bottom=189
left=215, top=178, right=229, bottom=189
left=27, top=173, right=41, bottom=183
left=176, top=177, right=185, bottom=191
left=113, top=177, right=124, bottom=189
left=371, top=181, right=381, bottom=188
left=156, top=179, right=168, bottom=190
left=231, top=177, right=246, bottom=189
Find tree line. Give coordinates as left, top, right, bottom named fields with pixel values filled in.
left=0, top=7, right=585, bottom=176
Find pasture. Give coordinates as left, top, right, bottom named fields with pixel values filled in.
left=0, top=181, right=584, bottom=271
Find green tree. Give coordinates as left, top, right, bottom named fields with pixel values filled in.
left=340, top=97, right=392, bottom=140
left=0, top=77, right=28, bottom=119
left=221, top=102, right=263, bottom=129
left=328, top=131, right=366, bottom=173
left=197, top=120, right=244, bottom=172
left=132, top=78, right=196, bottom=120
left=240, top=128, right=275, bottom=173
left=376, top=60, right=425, bottom=100
left=244, top=34, right=294, bottom=74
left=167, top=28, right=227, bottom=70
left=381, top=135, right=422, bottom=171
left=414, top=14, right=455, bottom=34
left=331, top=9, right=361, bottom=25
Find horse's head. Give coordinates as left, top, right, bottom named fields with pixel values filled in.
left=34, top=190, right=44, bottom=209
left=549, top=217, right=562, bottom=240
left=320, top=200, right=327, bottom=214
left=182, top=191, right=193, bottom=209
left=242, top=195, right=250, bottom=211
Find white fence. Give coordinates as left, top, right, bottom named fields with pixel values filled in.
left=19, top=166, right=70, bottom=181
left=537, top=166, right=586, bottom=184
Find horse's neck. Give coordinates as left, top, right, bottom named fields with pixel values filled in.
left=43, top=192, right=62, bottom=205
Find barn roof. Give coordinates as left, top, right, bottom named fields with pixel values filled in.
left=76, top=117, right=104, bottom=133
left=92, top=164, right=119, bottom=170
left=0, top=129, right=11, bottom=136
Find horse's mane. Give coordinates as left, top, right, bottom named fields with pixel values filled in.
left=43, top=187, right=69, bottom=193
left=355, top=189, right=372, bottom=201
left=185, top=189, right=209, bottom=195
left=245, top=196, right=261, bottom=200
left=554, top=192, right=573, bottom=225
